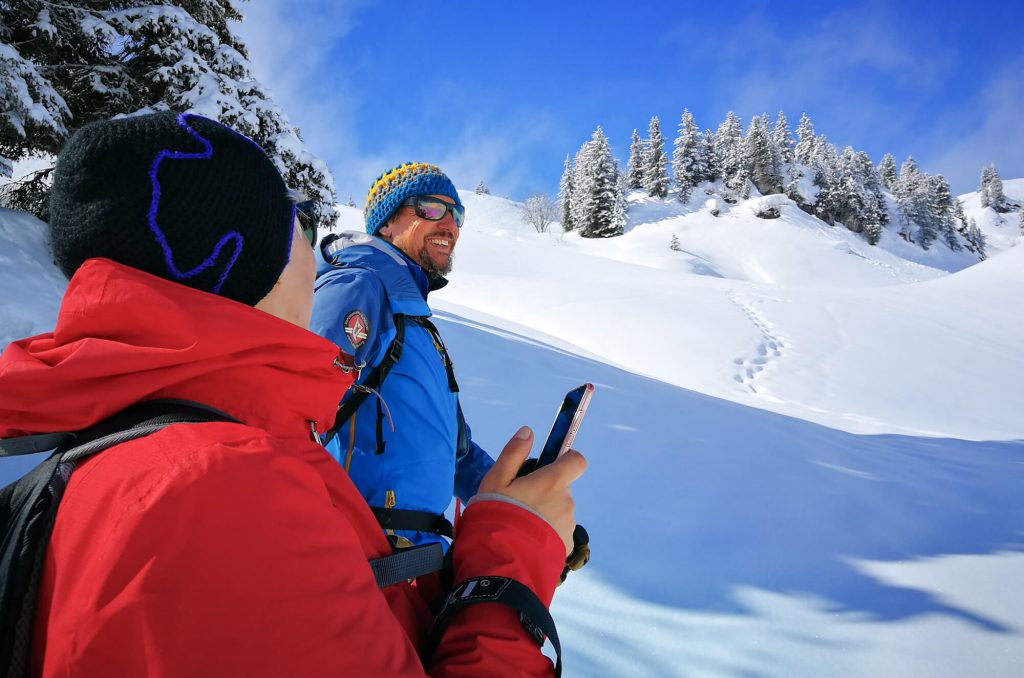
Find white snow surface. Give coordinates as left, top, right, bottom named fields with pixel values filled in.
left=2, top=188, right=1023, bottom=676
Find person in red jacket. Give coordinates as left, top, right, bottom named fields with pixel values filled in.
left=0, top=112, right=585, bottom=676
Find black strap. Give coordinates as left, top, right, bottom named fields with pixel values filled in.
left=370, top=507, right=453, bottom=539
left=411, top=316, right=459, bottom=393
left=423, top=576, right=561, bottom=676
left=369, top=542, right=444, bottom=588
left=323, top=314, right=407, bottom=446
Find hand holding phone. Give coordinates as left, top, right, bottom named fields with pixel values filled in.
left=537, top=383, right=594, bottom=468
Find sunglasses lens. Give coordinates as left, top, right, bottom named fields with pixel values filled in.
left=416, top=199, right=447, bottom=221
left=451, top=204, right=465, bottom=228
left=295, top=200, right=317, bottom=247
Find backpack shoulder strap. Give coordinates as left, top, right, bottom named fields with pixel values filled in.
left=323, top=313, right=406, bottom=445
left=0, top=399, right=239, bottom=677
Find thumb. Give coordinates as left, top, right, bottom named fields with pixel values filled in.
left=484, top=426, right=534, bottom=490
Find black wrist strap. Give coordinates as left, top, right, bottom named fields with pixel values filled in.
left=423, top=576, right=561, bottom=677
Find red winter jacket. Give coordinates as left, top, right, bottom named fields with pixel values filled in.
left=0, top=259, right=565, bottom=677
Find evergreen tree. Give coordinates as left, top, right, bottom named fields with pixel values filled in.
left=571, top=126, right=625, bottom=238
left=0, top=0, right=337, bottom=228
left=857, top=150, right=887, bottom=244
left=701, top=129, right=719, bottom=182
left=979, top=163, right=1007, bottom=211
left=771, top=110, right=794, bottom=164
left=559, top=153, right=574, bottom=232
left=475, top=180, right=490, bottom=195
left=626, top=128, right=644, bottom=190
left=745, top=114, right=782, bottom=195
left=895, top=156, right=930, bottom=245
left=670, top=233, right=681, bottom=251
left=793, top=113, right=816, bottom=166
left=810, top=137, right=842, bottom=225
left=643, top=116, right=669, bottom=198
left=347, top=195, right=356, bottom=208
left=979, top=165, right=993, bottom=207
left=967, top=217, right=987, bottom=259
left=672, top=109, right=702, bottom=202
left=715, top=111, right=746, bottom=195
left=928, top=175, right=960, bottom=251
left=877, top=153, right=898, bottom=190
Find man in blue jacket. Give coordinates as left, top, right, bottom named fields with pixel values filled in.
left=311, top=163, right=494, bottom=549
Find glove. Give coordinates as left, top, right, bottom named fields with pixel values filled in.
left=559, top=524, right=590, bottom=585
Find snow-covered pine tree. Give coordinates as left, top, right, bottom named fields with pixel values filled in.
left=672, top=109, right=702, bottom=202
left=928, top=175, right=960, bottom=251
left=877, top=153, right=898, bottom=191
left=643, top=116, right=669, bottom=198
left=715, top=111, right=746, bottom=196
left=952, top=199, right=981, bottom=256
left=626, top=128, right=644, bottom=190
left=771, top=110, right=794, bottom=164
left=895, top=156, right=928, bottom=245
left=836, top=147, right=867, bottom=232
left=0, top=1, right=131, bottom=213
left=1, top=0, right=337, bottom=229
left=701, top=129, right=718, bottom=183
left=559, top=153, right=574, bottom=231
left=856, top=150, right=887, bottom=244
left=793, top=113, right=816, bottom=166
left=475, top=180, right=490, bottom=195
left=967, top=217, right=987, bottom=259
left=979, top=164, right=1007, bottom=212
left=810, top=136, right=842, bottom=225
left=670, top=233, right=681, bottom=251
left=347, top=195, right=356, bottom=207
left=571, top=126, right=625, bottom=238
left=979, top=165, right=994, bottom=207
left=746, top=114, right=782, bottom=195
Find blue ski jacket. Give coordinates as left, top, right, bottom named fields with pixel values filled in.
left=311, top=232, right=494, bottom=547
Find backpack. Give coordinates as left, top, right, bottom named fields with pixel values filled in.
left=0, top=399, right=445, bottom=678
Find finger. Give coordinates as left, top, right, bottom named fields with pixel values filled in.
left=548, top=449, right=587, bottom=485
left=486, top=426, right=534, bottom=488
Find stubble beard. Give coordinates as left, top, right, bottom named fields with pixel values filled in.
left=417, top=246, right=454, bottom=277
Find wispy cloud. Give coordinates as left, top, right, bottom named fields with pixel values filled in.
left=232, top=0, right=370, bottom=198
left=923, top=58, right=1024, bottom=193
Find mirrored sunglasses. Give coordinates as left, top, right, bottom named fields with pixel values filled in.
left=295, top=200, right=318, bottom=247
left=400, top=196, right=465, bottom=228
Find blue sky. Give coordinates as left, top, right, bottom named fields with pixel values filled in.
left=235, top=0, right=1024, bottom=204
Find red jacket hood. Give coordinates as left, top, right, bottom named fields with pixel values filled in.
left=0, top=258, right=352, bottom=441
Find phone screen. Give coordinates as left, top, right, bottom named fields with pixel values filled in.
left=537, top=383, right=594, bottom=467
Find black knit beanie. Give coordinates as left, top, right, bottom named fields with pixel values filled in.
left=49, top=111, right=295, bottom=306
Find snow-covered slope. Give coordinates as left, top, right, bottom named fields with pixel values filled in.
left=325, top=189, right=1021, bottom=440
left=960, top=177, right=1024, bottom=255
left=2, top=187, right=1022, bottom=676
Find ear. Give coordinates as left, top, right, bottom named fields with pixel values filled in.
left=378, top=214, right=397, bottom=239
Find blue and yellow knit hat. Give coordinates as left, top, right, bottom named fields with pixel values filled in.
left=364, top=162, right=461, bottom=235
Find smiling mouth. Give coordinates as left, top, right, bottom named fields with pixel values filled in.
left=427, top=237, right=451, bottom=250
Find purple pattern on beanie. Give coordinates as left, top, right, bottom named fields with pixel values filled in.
left=146, top=113, right=245, bottom=295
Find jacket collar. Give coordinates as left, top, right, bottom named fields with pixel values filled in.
left=316, top=232, right=448, bottom=316
left=0, top=259, right=353, bottom=442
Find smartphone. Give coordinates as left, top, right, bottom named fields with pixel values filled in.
left=537, top=383, right=594, bottom=467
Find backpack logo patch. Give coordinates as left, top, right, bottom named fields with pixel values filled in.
left=344, top=310, right=369, bottom=349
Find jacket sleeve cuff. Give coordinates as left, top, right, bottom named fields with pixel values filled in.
left=451, top=499, right=565, bottom=607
